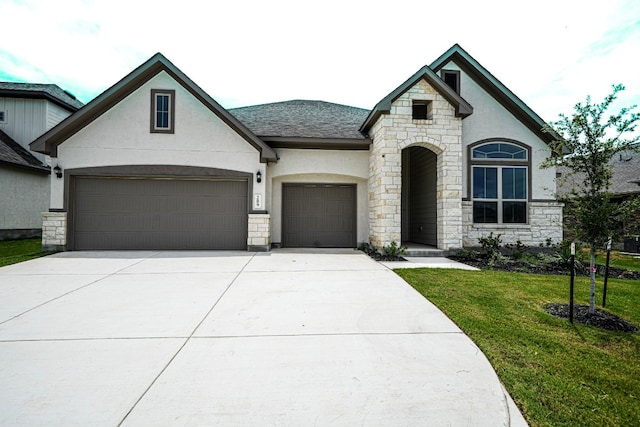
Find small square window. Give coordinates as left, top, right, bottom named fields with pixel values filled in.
left=412, top=100, right=432, bottom=120
left=150, top=89, right=175, bottom=133
left=0, top=111, right=6, bottom=123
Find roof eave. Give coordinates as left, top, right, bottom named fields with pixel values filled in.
left=0, top=160, right=50, bottom=174
left=0, top=89, right=81, bottom=112
left=263, top=136, right=371, bottom=150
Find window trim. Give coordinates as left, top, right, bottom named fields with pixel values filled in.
left=0, top=110, right=6, bottom=124
left=441, top=69, right=461, bottom=94
left=150, top=89, right=175, bottom=133
left=468, top=139, right=532, bottom=224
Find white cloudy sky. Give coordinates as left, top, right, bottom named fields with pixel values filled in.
left=1, top=0, right=639, bottom=125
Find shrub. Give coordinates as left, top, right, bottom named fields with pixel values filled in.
left=505, top=240, right=529, bottom=260
left=357, top=242, right=378, bottom=255
left=478, top=233, right=503, bottom=265
left=382, top=241, right=407, bottom=257
left=454, top=248, right=480, bottom=260
left=553, top=240, right=585, bottom=271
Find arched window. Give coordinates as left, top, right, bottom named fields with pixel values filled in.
left=470, top=141, right=529, bottom=224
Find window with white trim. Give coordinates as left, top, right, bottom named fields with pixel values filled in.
left=0, top=111, right=6, bottom=123
left=150, top=89, right=175, bottom=133
left=471, top=142, right=528, bottom=224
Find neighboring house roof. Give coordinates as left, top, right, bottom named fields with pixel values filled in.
left=557, top=149, right=640, bottom=197
left=360, top=63, right=473, bottom=134
left=230, top=100, right=371, bottom=150
left=430, top=44, right=556, bottom=143
left=609, top=149, right=640, bottom=196
left=30, top=53, right=278, bottom=163
left=0, top=82, right=84, bottom=111
left=0, top=129, right=49, bottom=174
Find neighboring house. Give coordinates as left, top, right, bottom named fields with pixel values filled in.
left=30, top=44, right=563, bottom=252
left=557, top=148, right=640, bottom=250
left=0, top=83, right=83, bottom=240
left=607, top=149, right=640, bottom=251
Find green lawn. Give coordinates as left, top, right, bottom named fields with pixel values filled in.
left=396, top=268, right=640, bottom=427
left=0, top=238, right=55, bottom=267
left=594, top=249, right=640, bottom=271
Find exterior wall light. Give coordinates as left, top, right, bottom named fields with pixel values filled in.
left=53, top=165, right=63, bottom=178
left=256, top=170, right=262, bottom=183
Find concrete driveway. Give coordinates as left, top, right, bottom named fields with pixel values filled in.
left=0, top=249, right=524, bottom=426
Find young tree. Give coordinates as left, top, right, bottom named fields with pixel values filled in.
left=542, top=84, right=640, bottom=314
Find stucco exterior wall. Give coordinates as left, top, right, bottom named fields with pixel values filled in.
left=0, top=168, right=50, bottom=231
left=440, top=61, right=563, bottom=246
left=51, top=71, right=265, bottom=210
left=367, top=79, right=463, bottom=250
left=441, top=62, right=556, bottom=200
left=267, top=148, right=369, bottom=245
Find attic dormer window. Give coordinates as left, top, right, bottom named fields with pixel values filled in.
left=151, top=89, right=175, bottom=133
left=442, top=70, right=460, bottom=94
left=412, top=100, right=432, bottom=120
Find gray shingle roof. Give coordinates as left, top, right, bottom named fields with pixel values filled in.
left=0, top=82, right=84, bottom=111
left=229, top=100, right=369, bottom=140
left=0, top=129, right=49, bottom=173
left=610, top=149, right=640, bottom=196
left=557, top=148, right=640, bottom=197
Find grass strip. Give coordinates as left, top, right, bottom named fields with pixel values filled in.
left=0, top=238, right=55, bottom=267
left=397, top=268, right=640, bottom=427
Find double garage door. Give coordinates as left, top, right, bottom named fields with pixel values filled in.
left=282, top=184, right=356, bottom=248
left=71, top=177, right=248, bottom=250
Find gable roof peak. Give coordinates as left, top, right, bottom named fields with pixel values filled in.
left=360, top=61, right=473, bottom=134
left=430, top=44, right=557, bottom=143
left=30, top=52, right=277, bottom=162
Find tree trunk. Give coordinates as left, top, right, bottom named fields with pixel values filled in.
left=589, top=248, right=596, bottom=314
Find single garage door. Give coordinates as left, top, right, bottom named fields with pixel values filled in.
left=72, top=177, right=247, bottom=250
left=283, top=183, right=356, bottom=248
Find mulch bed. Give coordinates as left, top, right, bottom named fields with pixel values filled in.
left=545, top=303, right=638, bottom=332
left=364, top=252, right=406, bottom=262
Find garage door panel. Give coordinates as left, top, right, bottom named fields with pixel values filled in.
left=72, top=177, right=248, bottom=250
left=283, top=184, right=356, bottom=248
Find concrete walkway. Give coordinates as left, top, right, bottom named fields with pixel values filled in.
left=0, top=249, right=525, bottom=426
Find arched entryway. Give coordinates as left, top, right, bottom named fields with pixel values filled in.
left=401, top=146, right=438, bottom=246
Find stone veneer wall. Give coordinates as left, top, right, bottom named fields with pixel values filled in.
left=42, top=211, right=67, bottom=251
left=368, top=80, right=463, bottom=250
left=247, top=213, right=271, bottom=251
left=461, top=201, right=564, bottom=247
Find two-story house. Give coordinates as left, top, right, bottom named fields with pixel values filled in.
left=0, top=83, right=83, bottom=239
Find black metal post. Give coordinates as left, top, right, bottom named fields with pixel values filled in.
left=569, top=243, right=575, bottom=323
left=603, top=238, right=612, bottom=308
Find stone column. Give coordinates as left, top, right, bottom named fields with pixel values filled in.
left=247, top=213, right=271, bottom=251
left=42, top=211, right=67, bottom=251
